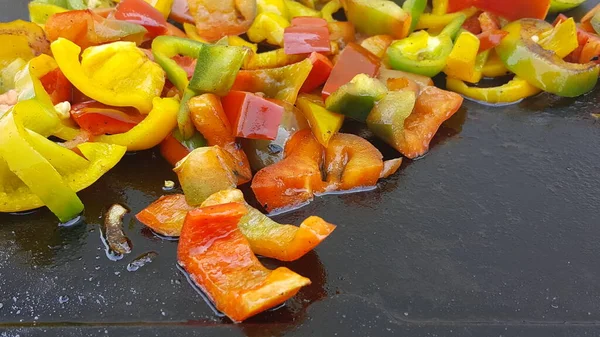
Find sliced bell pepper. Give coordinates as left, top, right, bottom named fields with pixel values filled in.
left=222, top=91, right=284, bottom=140
left=144, top=0, right=174, bottom=18
left=415, top=8, right=475, bottom=34
left=398, top=86, right=462, bottom=158
left=247, top=12, right=290, bottom=47
left=201, top=189, right=336, bottom=262
left=447, top=0, right=551, bottom=21
left=446, top=76, right=541, bottom=104
left=169, top=0, right=194, bottom=24
left=386, top=30, right=455, bottom=77
left=549, top=0, right=587, bottom=13
left=478, top=30, right=508, bottom=52
left=285, top=0, right=320, bottom=18
left=136, top=194, right=194, bottom=236
left=159, top=129, right=207, bottom=166
left=324, top=133, right=383, bottom=191
left=325, top=74, right=387, bottom=122
left=443, top=31, right=483, bottom=83
left=70, top=101, right=144, bottom=136
left=45, top=10, right=147, bottom=50
left=96, top=97, right=179, bottom=151
left=241, top=101, right=309, bottom=171
left=481, top=50, right=509, bottom=77
left=377, top=68, right=434, bottom=88
left=300, top=52, right=334, bottom=93
left=403, top=0, right=428, bottom=33
left=39, top=67, right=72, bottom=105
left=327, top=21, right=356, bottom=51
left=284, top=18, right=331, bottom=55
left=0, top=20, right=50, bottom=67
left=381, top=158, right=403, bottom=178
left=581, top=4, right=600, bottom=34
left=385, top=77, right=421, bottom=96
left=366, top=89, right=417, bottom=153
left=322, top=42, right=380, bottom=99
left=187, top=0, right=257, bottom=41
left=52, top=38, right=165, bottom=113
left=432, top=0, right=449, bottom=14
left=114, top=0, right=169, bottom=38
left=182, top=22, right=207, bottom=42
left=243, top=48, right=306, bottom=70
left=359, top=35, right=394, bottom=59
left=188, top=44, right=249, bottom=96
left=554, top=14, right=600, bottom=64
left=257, top=0, right=289, bottom=18
left=321, top=0, right=341, bottom=22
left=0, top=58, right=26, bottom=94
left=496, top=19, right=599, bottom=98
left=232, top=58, right=313, bottom=104
left=228, top=35, right=258, bottom=53
left=252, top=129, right=324, bottom=212
left=177, top=202, right=311, bottom=322
left=342, top=0, right=411, bottom=39
left=297, top=93, right=344, bottom=147
left=538, top=17, right=578, bottom=59
left=28, top=2, right=68, bottom=25
left=151, top=36, right=206, bottom=93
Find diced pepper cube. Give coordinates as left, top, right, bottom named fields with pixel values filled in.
left=222, top=91, right=284, bottom=140
left=322, top=42, right=380, bottom=99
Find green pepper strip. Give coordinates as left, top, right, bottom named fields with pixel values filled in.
left=402, top=0, right=427, bottom=34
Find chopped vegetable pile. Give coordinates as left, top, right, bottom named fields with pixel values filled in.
left=1, top=0, right=599, bottom=323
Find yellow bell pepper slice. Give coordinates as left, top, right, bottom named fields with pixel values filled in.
left=257, top=0, right=290, bottom=18
left=143, top=0, right=174, bottom=18
left=51, top=38, right=165, bottom=114
left=96, top=97, right=179, bottom=151
left=228, top=35, right=258, bottom=53
left=446, top=76, right=542, bottom=104
left=482, top=50, right=510, bottom=78
left=284, top=0, right=320, bottom=18
left=444, top=31, right=487, bottom=83
left=432, top=0, right=448, bottom=15
left=247, top=12, right=290, bottom=47
left=538, top=17, right=578, bottom=59
left=416, top=7, right=478, bottom=32
left=296, top=94, right=344, bottom=147
left=321, top=0, right=341, bottom=22
left=183, top=23, right=207, bottom=43
left=243, top=48, right=305, bottom=70
left=0, top=20, right=50, bottom=68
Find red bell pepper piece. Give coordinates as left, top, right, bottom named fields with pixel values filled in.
left=221, top=91, right=284, bottom=140
left=177, top=202, right=311, bottom=322
left=136, top=194, right=195, bottom=237
left=39, top=68, right=72, bottom=105
left=159, top=134, right=191, bottom=166
left=322, top=42, right=380, bottom=100
left=399, top=86, right=463, bottom=159
left=462, top=13, right=482, bottom=34
left=45, top=10, right=147, bottom=50
left=114, top=0, right=169, bottom=37
left=448, top=0, right=550, bottom=21
left=478, top=29, right=508, bottom=52
left=327, top=21, right=356, bottom=50
left=169, top=0, right=194, bottom=24
left=478, top=11, right=501, bottom=31
left=70, top=101, right=144, bottom=136
left=284, top=17, right=331, bottom=55
left=300, top=52, right=334, bottom=93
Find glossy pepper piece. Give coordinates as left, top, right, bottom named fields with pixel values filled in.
left=415, top=8, right=476, bottom=33
left=144, top=0, right=174, bottom=18
left=188, top=44, right=249, bottom=96
left=159, top=129, right=207, bottom=166
left=341, top=0, right=411, bottom=39
left=256, top=0, right=289, bottom=18
left=39, top=67, right=71, bottom=105
left=285, top=0, right=320, bottom=18
left=136, top=194, right=195, bottom=237
left=243, top=48, right=306, bottom=70
left=554, top=14, right=600, bottom=64
left=151, top=36, right=206, bottom=93
left=296, top=93, right=344, bottom=147
left=443, top=31, right=483, bottom=83
left=201, top=189, right=336, bottom=262
left=321, top=0, right=341, bottom=22
left=0, top=20, right=50, bottom=67
left=177, top=202, right=311, bottom=322
left=378, top=68, right=434, bottom=88
left=403, top=0, right=428, bottom=33
left=359, top=35, right=394, bottom=59
left=232, top=58, right=313, bottom=104
left=325, top=74, right=387, bottom=122
left=300, top=52, right=334, bottom=93
left=247, top=12, right=290, bottom=47
left=481, top=50, right=509, bottom=77
left=114, top=0, right=169, bottom=38
left=284, top=17, right=331, bottom=55
left=51, top=38, right=165, bottom=114
left=70, top=101, right=144, bottom=136
left=537, top=17, right=578, bottom=59
left=96, top=97, right=179, bottom=151
left=446, top=77, right=541, bottom=104
left=222, top=91, right=284, bottom=140
left=322, top=43, right=380, bottom=99
left=447, top=0, right=551, bottom=21
left=477, top=30, right=508, bottom=52
left=496, top=19, right=599, bottom=98
left=366, top=89, right=417, bottom=153
left=581, top=4, right=600, bottom=34
left=45, top=10, right=147, bottom=50
left=187, top=0, right=257, bottom=41
left=28, top=2, right=67, bottom=25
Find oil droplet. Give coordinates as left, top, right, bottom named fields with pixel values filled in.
left=59, top=295, right=70, bottom=304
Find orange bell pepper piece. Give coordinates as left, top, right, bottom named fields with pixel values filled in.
left=136, top=194, right=194, bottom=237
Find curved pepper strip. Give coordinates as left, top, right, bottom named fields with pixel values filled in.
left=187, top=0, right=257, bottom=42
left=342, top=0, right=411, bottom=39
left=496, top=19, right=599, bottom=98
left=152, top=36, right=206, bottom=92
left=52, top=38, right=165, bottom=113
left=202, top=189, right=336, bottom=262
left=446, top=77, right=541, bottom=104
left=96, top=97, right=178, bottom=151
left=0, top=20, right=50, bottom=67
left=29, top=2, right=68, bottom=25
left=136, top=194, right=195, bottom=237
left=178, top=202, right=311, bottom=322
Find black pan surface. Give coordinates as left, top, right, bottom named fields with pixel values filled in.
left=1, top=1, right=600, bottom=336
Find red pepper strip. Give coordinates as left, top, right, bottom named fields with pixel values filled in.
left=462, top=12, right=483, bottom=34
left=555, top=14, right=600, bottom=64
left=136, top=194, right=194, bottom=237
left=478, top=11, right=500, bottom=31
left=284, top=17, right=331, bottom=55
left=188, top=94, right=252, bottom=184
left=45, top=10, right=147, bottom=49
left=165, top=23, right=187, bottom=38
left=160, top=134, right=191, bottom=166
left=222, top=91, right=284, bottom=140
left=39, top=68, right=72, bottom=105
left=114, top=0, right=169, bottom=38
left=178, top=202, right=311, bottom=322
left=300, top=52, right=334, bottom=93
left=478, top=29, right=508, bottom=52
left=399, top=86, right=463, bottom=159
left=252, top=129, right=324, bottom=212
left=447, top=0, right=551, bottom=21
left=322, top=42, right=380, bottom=100
left=70, top=101, right=144, bottom=136
left=172, top=55, right=197, bottom=80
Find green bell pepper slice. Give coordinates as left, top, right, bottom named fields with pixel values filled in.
left=188, top=44, right=249, bottom=96
left=402, top=0, right=427, bottom=34
left=325, top=74, right=387, bottom=122
left=496, top=19, right=599, bottom=98
left=366, top=90, right=417, bottom=149
left=342, top=0, right=411, bottom=39
left=151, top=36, right=206, bottom=93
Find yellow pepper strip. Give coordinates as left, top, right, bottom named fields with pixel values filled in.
left=360, top=35, right=394, bottom=58
left=96, top=97, right=179, bottom=151
left=228, top=35, right=258, bottom=53
left=538, top=17, right=578, bottom=59
left=51, top=38, right=165, bottom=114
left=416, top=7, right=478, bottom=32
left=183, top=23, right=207, bottom=43
left=257, top=0, right=290, bottom=18
left=444, top=31, right=483, bottom=83
left=143, top=0, right=174, bottom=18
left=247, top=12, right=290, bottom=47
left=284, top=0, right=320, bottom=18
left=321, top=0, right=341, bottom=22
left=296, top=93, right=344, bottom=147
left=432, top=0, right=448, bottom=15
left=446, top=77, right=542, bottom=104
left=482, top=50, right=510, bottom=78
left=28, top=2, right=67, bottom=25
left=243, top=48, right=306, bottom=70
left=0, top=20, right=50, bottom=68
